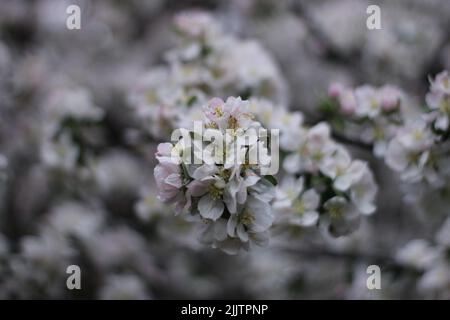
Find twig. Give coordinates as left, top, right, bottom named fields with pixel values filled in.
left=276, top=245, right=411, bottom=271
left=332, top=132, right=374, bottom=152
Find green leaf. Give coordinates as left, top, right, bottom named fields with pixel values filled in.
left=264, top=175, right=278, bottom=186
left=187, top=95, right=197, bottom=107
left=180, top=162, right=191, bottom=181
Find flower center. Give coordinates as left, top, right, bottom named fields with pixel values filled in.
left=336, top=166, right=346, bottom=176
left=146, top=90, right=158, bottom=104
left=218, top=168, right=231, bottom=181
left=145, top=195, right=157, bottom=207
left=228, top=116, right=239, bottom=130
left=328, top=204, right=344, bottom=219
left=293, top=199, right=306, bottom=215
left=239, top=211, right=255, bottom=226
left=370, top=98, right=379, bottom=109
left=214, top=107, right=223, bottom=117
left=208, top=185, right=223, bottom=200
left=312, top=151, right=325, bottom=162
left=413, top=130, right=423, bottom=141
left=439, top=98, right=450, bottom=114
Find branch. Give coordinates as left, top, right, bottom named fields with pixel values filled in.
left=332, top=132, right=374, bottom=152
left=276, top=245, right=413, bottom=272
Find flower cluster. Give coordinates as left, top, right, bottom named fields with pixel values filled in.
left=328, top=83, right=403, bottom=118
left=385, top=119, right=440, bottom=184
left=279, top=121, right=377, bottom=236
left=327, top=83, right=405, bottom=156
left=325, top=70, right=450, bottom=187
left=0, top=199, right=158, bottom=299
left=239, top=98, right=378, bottom=236
left=129, top=10, right=286, bottom=141
left=384, top=71, right=450, bottom=185
left=154, top=97, right=277, bottom=254
left=129, top=67, right=207, bottom=140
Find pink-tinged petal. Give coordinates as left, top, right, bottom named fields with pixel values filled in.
left=154, top=163, right=181, bottom=202
left=187, top=180, right=210, bottom=197
left=156, top=143, right=173, bottom=157
left=192, top=164, right=218, bottom=180
left=328, top=83, right=344, bottom=98
left=174, top=193, right=191, bottom=216
left=164, top=173, right=183, bottom=188
left=198, top=195, right=224, bottom=220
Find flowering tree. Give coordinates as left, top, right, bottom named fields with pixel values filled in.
left=1, top=1, right=450, bottom=299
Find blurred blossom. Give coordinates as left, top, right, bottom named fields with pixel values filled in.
left=418, top=263, right=450, bottom=296
left=395, top=239, right=440, bottom=270
left=94, top=150, right=147, bottom=197
left=98, top=274, right=151, bottom=300
left=44, top=86, right=104, bottom=122
left=243, top=250, right=298, bottom=299
left=85, top=226, right=152, bottom=270
left=39, top=84, right=104, bottom=172
left=3, top=232, right=75, bottom=298
left=45, top=201, right=104, bottom=240
left=129, top=10, right=287, bottom=141
left=134, top=186, right=166, bottom=222
left=363, top=7, right=443, bottom=81
left=311, top=0, right=366, bottom=55
left=436, top=217, right=450, bottom=247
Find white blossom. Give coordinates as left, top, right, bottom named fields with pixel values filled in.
left=385, top=120, right=435, bottom=183
left=273, top=176, right=319, bottom=227
left=154, top=97, right=276, bottom=253
left=322, top=196, right=361, bottom=237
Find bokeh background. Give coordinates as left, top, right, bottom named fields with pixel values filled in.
left=0, top=0, right=450, bottom=299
